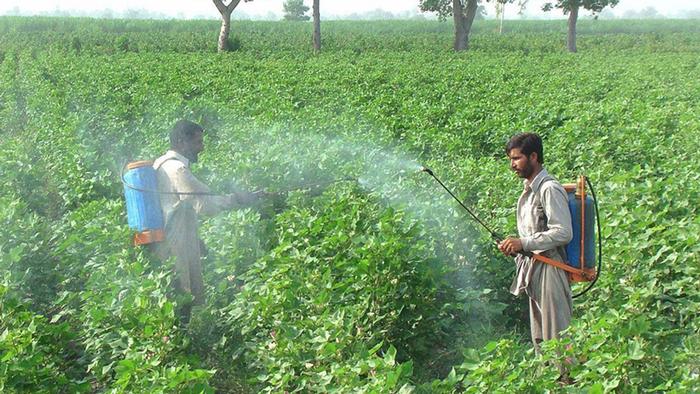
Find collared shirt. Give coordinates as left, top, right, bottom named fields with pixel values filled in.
left=510, top=168, right=573, bottom=296
left=153, top=150, right=233, bottom=225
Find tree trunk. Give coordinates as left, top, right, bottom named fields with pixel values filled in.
left=212, top=0, right=242, bottom=53
left=312, top=0, right=320, bottom=53
left=499, top=4, right=505, bottom=34
left=453, top=0, right=478, bottom=51
left=453, top=0, right=467, bottom=51
left=463, top=0, right=479, bottom=49
left=567, top=3, right=579, bottom=53
left=218, top=9, right=232, bottom=52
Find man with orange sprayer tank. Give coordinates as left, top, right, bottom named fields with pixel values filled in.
left=152, top=119, right=263, bottom=323
left=497, top=133, right=574, bottom=354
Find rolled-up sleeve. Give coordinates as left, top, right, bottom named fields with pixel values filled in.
left=521, top=184, right=573, bottom=252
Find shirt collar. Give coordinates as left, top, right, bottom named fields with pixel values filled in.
left=166, top=150, right=190, bottom=168
left=523, top=168, right=548, bottom=193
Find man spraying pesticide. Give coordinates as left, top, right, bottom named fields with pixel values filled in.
left=420, top=132, right=601, bottom=383
left=498, top=133, right=574, bottom=353
left=123, top=120, right=265, bottom=323
left=122, top=120, right=357, bottom=323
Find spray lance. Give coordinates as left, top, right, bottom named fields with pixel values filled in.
left=419, top=166, right=601, bottom=298
left=420, top=166, right=503, bottom=242
left=122, top=160, right=358, bottom=243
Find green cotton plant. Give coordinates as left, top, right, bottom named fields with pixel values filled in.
left=0, top=279, right=88, bottom=392
left=76, top=247, right=215, bottom=393
left=422, top=338, right=559, bottom=393
left=39, top=199, right=215, bottom=392
left=70, top=230, right=212, bottom=391
left=441, top=308, right=697, bottom=393
left=199, top=208, right=270, bottom=309
left=1, top=16, right=699, bottom=393
left=0, top=195, right=59, bottom=311
left=208, top=183, right=491, bottom=391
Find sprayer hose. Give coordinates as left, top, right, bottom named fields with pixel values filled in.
left=572, top=176, right=602, bottom=299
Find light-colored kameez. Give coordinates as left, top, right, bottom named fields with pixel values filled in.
left=152, top=150, right=233, bottom=304
left=509, top=169, right=573, bottom=349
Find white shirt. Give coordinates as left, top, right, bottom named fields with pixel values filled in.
left=153, top=150, right=233, bottom=225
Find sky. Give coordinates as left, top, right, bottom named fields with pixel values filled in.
left=0, top=0, right=697, bottom=19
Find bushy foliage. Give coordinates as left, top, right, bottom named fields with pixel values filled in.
left=0, top=16, right=698, bottom=392
left=0, top=280, right=86, bottom=393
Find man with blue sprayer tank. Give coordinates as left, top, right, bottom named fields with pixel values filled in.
left=498, top=133, right=574, bottom=355
left=152, top=119, right=263, bottom=323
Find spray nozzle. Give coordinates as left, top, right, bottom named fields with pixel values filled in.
left=420, top=166, right=434, bottom=176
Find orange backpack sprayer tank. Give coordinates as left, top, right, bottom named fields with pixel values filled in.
left=122, top=161, right=165, bottom=245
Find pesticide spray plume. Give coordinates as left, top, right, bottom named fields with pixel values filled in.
left=419, top=165, right=503, bottom=242
left=267, top=175, right=357, bottom=195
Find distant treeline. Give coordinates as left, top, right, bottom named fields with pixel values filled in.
left=2, top=6, right=700, bottom=20
left=0, top=17, right=699, bottom=56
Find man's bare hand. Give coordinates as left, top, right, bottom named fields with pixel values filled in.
left=498, top=237, right=523, bottom=256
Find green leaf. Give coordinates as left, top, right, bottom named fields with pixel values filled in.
left=384, top=345, right=397, bottom=366
left=484, top=341, right=499, bottom=353
left=628, top=340, right=645, bottom=361
left=587, top=382, right=604, bottom=394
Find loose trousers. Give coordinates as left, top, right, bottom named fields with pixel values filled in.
left=527, top=261, right=572, bottom=351
left=154, top=201, right=204, bottom=306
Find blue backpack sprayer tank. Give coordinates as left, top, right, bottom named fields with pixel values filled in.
left=420, top=167, right=601, bottom=298
left=122, top=161, right=165, bottom=245
left=121, top=159, right=223, bottom=245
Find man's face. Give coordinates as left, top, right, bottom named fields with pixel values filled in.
left=508, top=148, right=537, bottom=179
left=183, top=131, right=204, bottom=163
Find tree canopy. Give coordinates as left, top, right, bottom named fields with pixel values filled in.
left=420, top=0, right=511, bottom=21
left=283, top=0, right=311, bottom=21
left=543, top=0, right=620, bottom=15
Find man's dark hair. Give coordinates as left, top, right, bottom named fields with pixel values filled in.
left=506, top=133, right=544, bottom=164
left=170, top=120, right=203, bottom=148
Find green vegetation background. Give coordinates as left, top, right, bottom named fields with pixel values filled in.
left=0, top=17, right=698, bottom=392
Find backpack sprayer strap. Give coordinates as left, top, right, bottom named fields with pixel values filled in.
left=528, top=252, right=597, bottom=282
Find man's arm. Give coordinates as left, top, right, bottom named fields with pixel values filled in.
left=174, top=166, right=236, bottom=216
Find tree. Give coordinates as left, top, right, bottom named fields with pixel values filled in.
left=283, top=0, right=310, bottom=21
left=212, top=0, right=253, bottom=52
left=495, top=1, right=505, bottom=33
left=312, top=0, right=320, bottom=52
left=419, top=0, right=514, bottom=51
left=496, top=0, right=527, bottom=33
left=543, top=0, right=619, bottom=53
